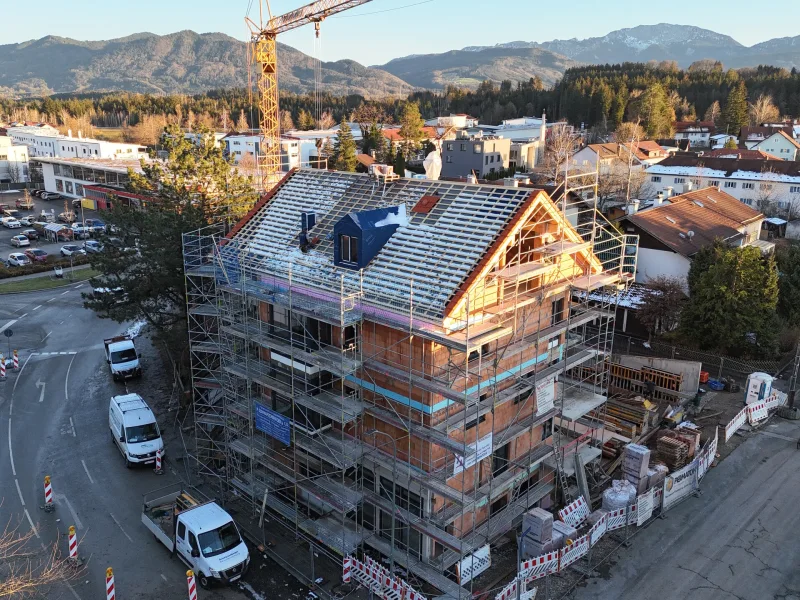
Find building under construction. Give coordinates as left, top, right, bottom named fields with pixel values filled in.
left=182, top=167, right=638, bottom=598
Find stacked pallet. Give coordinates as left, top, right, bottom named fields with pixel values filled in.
left=590, top=396, right=658, bottom=439
left=656, top=435, right=689, bottom=470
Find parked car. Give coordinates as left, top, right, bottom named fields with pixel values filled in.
left=10, top=235, right=29, bottom=248
left=19, top=216, right=35, bottom=226
left=15, top=198, right=34, bottom=210
left=42, top=192, right=63, bottom=201
left=0, top=204, right=10, bottom=211
left=84, top=218, right=106, bottom=234
left=60, top=244, right=85, bottom=257
left=31, top=189, right=45, bottom=198
left=22, top=229, right=39, bottom=241
left=24, top=248, right=48, bottom=263
left=83, top=240, right=104, bottom=253
left=2, top=218, right=21, bottom=229
left=7, top=252, right=31, bottom=267
left=3, top=209, right=20, bottom=219
left=58, top=211, right=76, bottom=223
left=39, top=211, right=56, bottom=223
left=71, top=224, right=90, bottom=239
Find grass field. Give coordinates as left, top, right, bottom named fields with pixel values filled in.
left=0, top=268, right=98, bottom=293
left=92, top=127, right=126, bottom=143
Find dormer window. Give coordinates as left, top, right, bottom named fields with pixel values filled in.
left=340, top=234, right=358, bottom=264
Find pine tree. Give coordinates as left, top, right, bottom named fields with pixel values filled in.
left=385, top=141, right=396, bottom=167
left=298, top=109, right=315, bottom=131
left=236, top=110, right=249, bottom=132
left=393, top=148, right=406, bottom=175
left=721, top=81, right=749, bottom=135
left=333, top=118, right=357, bottom=172
left=723, top=137, right=738, bottom=149
left=398, top=102, right=425, bottom=159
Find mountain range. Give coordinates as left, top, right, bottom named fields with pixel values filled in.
left=2, top=24, right=800, bottom=99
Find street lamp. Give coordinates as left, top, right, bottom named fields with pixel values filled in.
left=365, top=429, right=397, bottom=575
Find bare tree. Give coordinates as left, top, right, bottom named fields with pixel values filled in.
left=6, top=161, right=21, bottom=184
left=749, top=94, right=781, bottom=126
left=0, top=515, right=80, bottom=598
left=704, top=101, right=722, bottom=125
left=543, top=125, right=581, bottom=185
left=317, top=111, right=335, bottom=130
left=613, top=122, right=645, bottom=144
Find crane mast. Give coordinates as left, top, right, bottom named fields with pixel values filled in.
left=246, top=0, right=374, bottom=191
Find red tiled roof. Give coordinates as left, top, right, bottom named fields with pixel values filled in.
left=356, top=154, right=376, bottom=167
left=383, top=126, right=440, bottom=142
left=668, top=186, right=763, bottom=226
left=705, top=149, right=781, bottom=160
left=412, top=195, right=441, bottom=214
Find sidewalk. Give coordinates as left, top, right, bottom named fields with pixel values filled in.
left=0, top=263, right=91, bottom=282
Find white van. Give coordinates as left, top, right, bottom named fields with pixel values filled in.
left=109, top=394, right=165, bottom=468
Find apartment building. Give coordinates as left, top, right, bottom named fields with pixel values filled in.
left=222, top=131, right=302, bottom=170
left=0, top=136, right=29, bottom=183
left=7, top=125, right=147, bottom=160
left=183, top=168, right=636, bottom=597
left=646, top=155, right=800, bottom=215
left=441, top=134, right=511, bottom=178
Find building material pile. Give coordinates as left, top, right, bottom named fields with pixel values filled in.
left=622, top=443, right=651, bottom=494
left=656, top=435, right=689, bottom=469
left=601, top=479, right=637, bottom=511
left=608, top=363, right=684, bottom=402
left=590, top=396, right=659, bottom=439
left=521, top=507, right=554, bottom=555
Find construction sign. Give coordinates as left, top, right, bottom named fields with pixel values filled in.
left=636, top=488, right=655, bottom=526
left=725, top=406, right=748, bottom=442
left=662, top=459, right=699, bottom=512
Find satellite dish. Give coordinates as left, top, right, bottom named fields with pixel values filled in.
left=687, top=230, right=695, bottom=238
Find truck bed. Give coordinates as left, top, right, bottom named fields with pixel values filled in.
left=141, top=483, right=208, bottom=552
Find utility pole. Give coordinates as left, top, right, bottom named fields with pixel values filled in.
left=788, top=342, right=800, bottom=408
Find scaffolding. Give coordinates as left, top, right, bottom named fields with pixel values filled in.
left=182, top=169, right=638, bottom=599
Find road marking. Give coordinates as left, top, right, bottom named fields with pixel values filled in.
left=81, top=459, right=94, bottom=484
left=36, top=380, right=46, bottom=403
left=65, top=352, right=77, bottom=404
left=65, top=581, right=82, bottom=600
left=20, top=313, right=27, bottom=319
left=69, top=417, right=76, bottom=437
left=24, top=509, right=39, bottom=539
left=42, top=331, right=51, bottom=341
left=31, top=351, right=78, bottom=356
left=46, top=298, right=55, bottom=303
left=15, top=478, right=25, bottom=506
left=8, top=420, right=15, bottom=476
left=0, top=319, right=17, bottom=335
left=32, top=305, right=41, bottom=311
left=758, top=430, right=797, bottom=442
left=161, top=574, right=168, bottom=582
left=109, top=512, right=134, bottom=543
left=60, top=290, right=70, bottom=296
left=56, top=494, right=83, bottom=530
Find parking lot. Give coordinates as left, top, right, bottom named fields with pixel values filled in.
left=0, top=189, right=106, bottom=262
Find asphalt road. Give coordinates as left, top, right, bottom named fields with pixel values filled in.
left=572, top=416, right=800, bottom=600
left=0, top=190, right=103, bottom=261
left=0, top=284, right=248, bottom=600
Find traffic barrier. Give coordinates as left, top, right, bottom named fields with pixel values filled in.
left=1, top=357, right=6, bottom=380
left=559, top=535, right=590, bottom=570
left=187, top=570, right=197, bottom=600
left=12, top=350, right=18, bottom=370
left=68, top=525, right=77, bottom=563
left=626, top=503, right=638, bottom=526
left=154, top=448, right=164, bottom=475
left=106, top=567, right=115, bottom=600
left=495, top=577, right=517, bottom=600
left=520, top=551, right=558, bottom=581
left=725, top=406, right=748, bottom=442
left=343, top=556, right=352, bottom=583
left=558, top=495, right=589, bottom=528
left=589, top=512, right=607, bottom=546
left=747, top=401, right=768, bottom=424
left=606, top=507, right=626, bottom=531
left=43, top=475, right=54, bottom=512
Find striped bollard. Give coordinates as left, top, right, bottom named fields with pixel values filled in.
left=154, top=448, right=163, bottom=475
left=342, top=556, right=352, bottom=583
left=43, top=475, right=54, bottom=512
left=106, top=567, right=115, bottom=600
left=0, top=357, right=6, bottom=380
left=12, top=350, right=18, bottom=370
left=68, top=525, right=77, bottom=563
left=187, top=570, right=198, bottom=600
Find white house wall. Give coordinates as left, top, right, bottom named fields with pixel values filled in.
left=635, top=247, right=690, bottom=284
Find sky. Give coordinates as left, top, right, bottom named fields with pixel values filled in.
left=4, top=0, right=800, bottom=66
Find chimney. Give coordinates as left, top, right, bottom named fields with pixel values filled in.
left=503, top=177, right=519, bottom=187
left=683, top=181, right=693, bottom=193
left=467, top=173, right=478, bottom=184
left=627, top=199, right=640, bottom=215
left=67, top=129, right=72, bottom=139
left=77, top=130, right=83, bottom=140
left=541, top=111, right=547, bottom=146
left=665, top=186, right=674, bottom=199
left=655, top=192, right=664, bottom=206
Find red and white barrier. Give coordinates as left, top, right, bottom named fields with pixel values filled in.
left=606, top=507, right=626, bottom=531
left=626, top=503, right=638, bottom=526
left=747, top=401, right=768, bottom=425
left=68, top=525, right=77, bottom=562
left=343, top=556, right=353, bottom=583
left=725, top=406, right=748, bottom=442
left=12, top=350, right=18, bottom=370
left=1, top=357, right=6, bottom=379
left=43, top=475, right=54, bottom=511
left=495, top=577, right=518, bottom=600
left=155, top=448, right=163, bottom=474
left=106, top=567, right=115, bottom=600
left=764, top=391, right=787, bottom=412
left=559, top=535, right=590, bottom=570
left=558, top=496, right=589, bottom=528
left=520, top=551, right=558, bottom=582
left=589, top=512, right=608, bottom=546
left=187, top=570, right=198, bottom=600
left=407, top=590, right=426, bottom=600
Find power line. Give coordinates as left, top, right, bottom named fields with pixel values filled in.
left=332, top=0, right=435, bottom=19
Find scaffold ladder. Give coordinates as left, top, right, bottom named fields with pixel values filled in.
left=553, top=439, right=572, bottom=505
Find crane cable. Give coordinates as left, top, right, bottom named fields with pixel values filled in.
left=314, top=21, right=322, bottom=128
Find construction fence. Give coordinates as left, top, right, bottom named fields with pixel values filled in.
left=611, top=332, right=790, bottom=380
left=441, top=389, right=788, bottom=600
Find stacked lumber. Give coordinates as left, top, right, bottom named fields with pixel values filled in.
left=656, top=435, right=689, bottom=470
left=590, top=396, right=658, bottom=439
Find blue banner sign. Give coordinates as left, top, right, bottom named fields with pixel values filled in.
left=255, top=402, right=291, bottom=445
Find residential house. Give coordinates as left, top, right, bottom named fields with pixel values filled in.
left=709, top=134, right=737, bottom=149
left=441, top=133, right=511, bottom=178
left=704, top=149, right=780, bottom=160
left=751, top=130, right=800, bottom=161
left=6, top=125, right=147, bottom=160
left=183, top=168, right=634, bottom=595
left=674, top=121, right=714, bottom=148
left=740, top=125, right=794, bottom=149
left=646, top=155, right=800, bottom=215
left=570, top=141, right=668, bottom=173
left=0, top=136, right=29, bottom=183
left=222, top=131, right=302, bottom=170
left=619, top=186, right=766, bottom=284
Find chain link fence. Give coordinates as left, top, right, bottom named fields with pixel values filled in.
left=611, top=331, right=792, bottom=380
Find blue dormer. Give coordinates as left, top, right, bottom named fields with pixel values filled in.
left=333, top=205, right=408, bottom=270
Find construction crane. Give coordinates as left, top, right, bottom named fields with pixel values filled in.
left=246, top=0, right=374, bottom=191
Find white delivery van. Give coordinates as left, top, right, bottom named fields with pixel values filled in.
left=109, top=394, right=164, bottom=468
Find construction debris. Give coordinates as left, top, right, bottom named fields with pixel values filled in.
left=656, top=435, right=689, bottom=470
left=590, top=396, right=659, bottom=439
